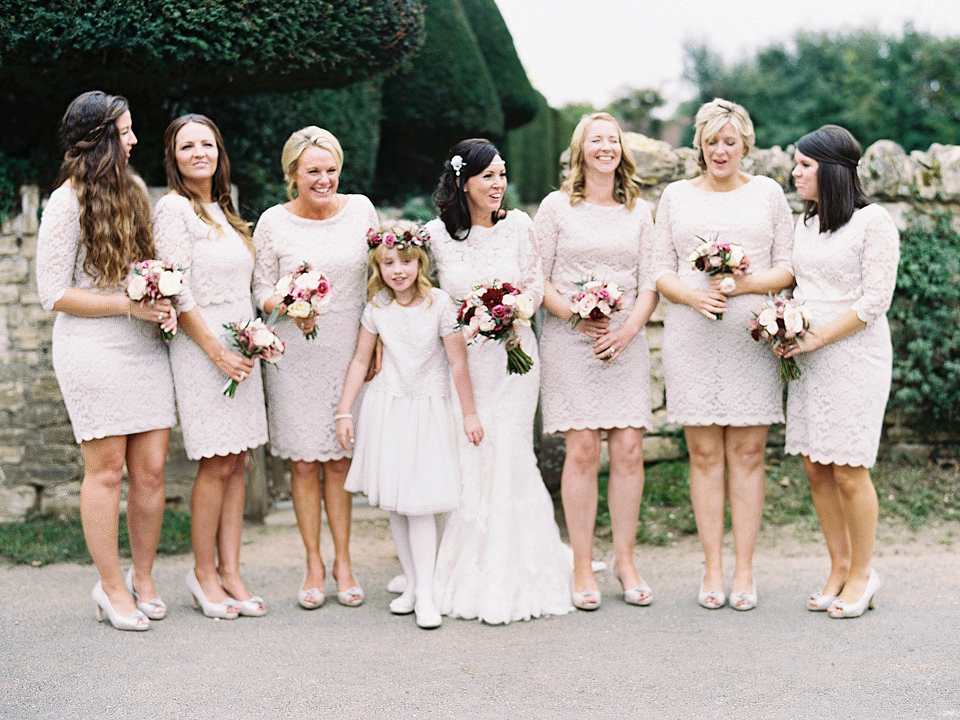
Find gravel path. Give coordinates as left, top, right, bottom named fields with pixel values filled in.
left=1, top=504, right=958, bottom=719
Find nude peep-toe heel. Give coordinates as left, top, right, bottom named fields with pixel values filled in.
left=92, top=580, right=150, bottom=631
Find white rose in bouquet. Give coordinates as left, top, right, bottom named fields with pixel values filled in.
left=287, top=299, right=312, bottom=318
left=158, top=269, right=183, bottom=297
left=127, top=275, right=147, bottom=301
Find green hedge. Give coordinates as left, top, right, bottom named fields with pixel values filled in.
left=503, top=92, right=563, bottom=205
left=375, top=0, right=504, bottom=199
left=888, top=209, right=960, bottom=438
left=459, top=0, right=539, bottom=129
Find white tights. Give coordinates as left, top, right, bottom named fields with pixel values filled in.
left=389, top=512, right=439, bottom=612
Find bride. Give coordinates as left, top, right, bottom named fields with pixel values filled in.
left=427, top=138, right=573, bottom=624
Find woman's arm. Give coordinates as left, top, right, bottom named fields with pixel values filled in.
left=657, top=273, right=727, bottom=320
left=178, top=307, right=254, bottom=382
left=710, top=266, right=795, bottom=296
left=443, top=332, right=483, bottom=445
left=335, top=326, right=378, bottom=449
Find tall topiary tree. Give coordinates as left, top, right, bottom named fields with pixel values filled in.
left=458, top=0, right=539, bottom=129
left=504, top=91, right=563, bottom=205
left=375, top=0, right=504, bottom=199
left=0, top=0, right=424, bottom=213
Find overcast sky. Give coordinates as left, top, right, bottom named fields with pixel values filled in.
left=494, top=0, right=960, bottom=111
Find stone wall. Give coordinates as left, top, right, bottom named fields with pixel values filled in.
left=3, top=136, right=960, bottom=518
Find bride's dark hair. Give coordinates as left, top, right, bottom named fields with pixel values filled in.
left=432, top=138, right=507, bottom=241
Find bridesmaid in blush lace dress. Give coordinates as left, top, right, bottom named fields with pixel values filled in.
left=652, top=99, right=794, bottom=611
left=253, top=127, right=378, bottom=610
left=153, top=114, right=268, bottom=619
left=781, top=125, right=899, bottom=618
left=36, top=91, right=177, bottom=631
left=535, top=113, right=658, bottom=610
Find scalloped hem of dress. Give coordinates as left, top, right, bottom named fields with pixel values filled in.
left=665, top=414, right=784, bottom=428
left=76, top=423, right=175, bottom=444
left=187, top=438, right=268, bottom=461
left=784, top=447, right=876, bottom=469
left=545, top=420, right=654, bottom=435
left=268, top=449, right=352, bottom=463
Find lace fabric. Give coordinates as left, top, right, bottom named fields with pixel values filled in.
left=251, top=197, right=379, bottom=462
left=651, top=176, right=795, bottom=426
left=785, top=204, right=900, bottom=467
left=428, top=212, right=573, bottom=624
left=153, top=193, right=267, bottom=459
left=534, top=191, right=655, bottom=433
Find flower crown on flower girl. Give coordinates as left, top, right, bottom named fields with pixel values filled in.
left=366, top=221, right=430, bottom=251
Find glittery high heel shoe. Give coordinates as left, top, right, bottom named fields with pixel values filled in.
left=92, top=580, right=150, bottom=631
left=186, top=568, right=240, bottom=619
left=124, top=567, right=166, bottom=620
left=610, top=556, right=652, bottom=606
left=828, top=569, right=880, bottom=619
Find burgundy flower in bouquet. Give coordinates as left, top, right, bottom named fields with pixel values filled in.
left=456, top=281, right=535, bottom=375
left=748, top=293, right=812, bottom=382
left=688, top=234, right=750, bottom=319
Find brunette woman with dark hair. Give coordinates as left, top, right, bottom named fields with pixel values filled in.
left=153, top=114, right=268, bottom=619
left=427, top=138, right=573, bottom=624
left=782, top=124, right=899, bottom=618
left=36, top=91, right=177, bottom=631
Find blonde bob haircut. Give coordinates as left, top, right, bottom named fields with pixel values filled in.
left=281, top=126, right=344, bottom=200
left=561, top=112, right=640, bottom=211
left=367, top=243, right=434, bottom=307
left=693, top=98, right=755, bottom=171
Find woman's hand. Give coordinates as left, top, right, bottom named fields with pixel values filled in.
left=685, top=288, right=727, bottom=320
left=294, top=314, right=316, bottom=336
left=336, top=417, right=355, bottom=450
left=709, top=273, right=741, bottom=296
left=592, top=319, right=639, bottom=363
left=778, top=332, right=823, bottom=359
left=463, top=413, right=484, bottom=446
left=212, top=348, right=256, bottom=384
left=575, top=315, right=610, bottom=339
left=131, top=298, right=178, bottom=335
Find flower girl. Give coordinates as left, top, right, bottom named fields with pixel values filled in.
left=335, top=222, right=483, bottom=628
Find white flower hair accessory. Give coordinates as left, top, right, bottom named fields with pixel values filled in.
left=450, top=154, right=465, bottom=177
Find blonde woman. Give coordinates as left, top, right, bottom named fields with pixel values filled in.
left=652, top=99, right=794, bottom=610
left=153, top=114, right=269, bottom=619
left=535, top=113, right=658, bottom=610
left=36, top=91, right=177, bottom=631
left=253, top=126, right=378, bottom=609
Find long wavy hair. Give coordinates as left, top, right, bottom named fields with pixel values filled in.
left=561, top=112, right=640, bottom=211
left=367, top=243, right=434, bottom=307
left=163, top=114, right=253, bottom=252
left=432, top=138, right=507, bottom=241
left=56, top=90, right=154, bottom=288
left=797, top=125, right=869, bottom=234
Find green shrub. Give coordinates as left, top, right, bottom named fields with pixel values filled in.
left=458, top=0, right=539, bottom=129
left=888, top=210, right=960, bottom=435
left=376, top=0, right=504, bottom=199
left=504, top=92, right=563, bottom=204
left=0, top=151, right=31, bottom=219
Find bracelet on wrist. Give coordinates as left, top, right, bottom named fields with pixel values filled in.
left=334, top=413, right=352, bottom=421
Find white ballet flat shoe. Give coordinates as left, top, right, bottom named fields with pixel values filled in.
left=414, top=601, right=442, bottom=629
left=92, top=580, right=150, bottom=631
left=124, top=567, right=166, bottom=620
left=828, top=569, right=880, bottom=619
left=186, top=569, right=240, bottom=619
left=390, top=595, right=416, bottom=615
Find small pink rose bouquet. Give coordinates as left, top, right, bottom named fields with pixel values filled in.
left=268, top=261, right=332, bottom=340
left=749, top=293, right=812, bottom=382
left=688, top=234, right=750, bottom=319
left=221, top=318, right=285, bottom=397
left=126, top=260, right=184, bottom=340
left=568, top=278, right=624, bottom=328
left=456, top=280, right=535, bottom=375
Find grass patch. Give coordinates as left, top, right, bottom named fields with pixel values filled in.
left=596, top=456, right=960, bottom=544
left=0, top=509, right=192, bottom=566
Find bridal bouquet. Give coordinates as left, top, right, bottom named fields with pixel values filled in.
left=221, top=318, right=285, bottom=397
left=688, top=234, right=750, bottom=318
left=126, top=259, right=184, bottom=340
left=456, top=281, right=535, bottom=375
left=268, top=261, right=332, bottom=340
left=568, top=278, right=624, bottom=328
left=748, top=293, right=812, bottom=382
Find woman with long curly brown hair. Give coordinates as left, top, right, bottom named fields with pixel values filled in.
left=36, top=90, right=178, bottom=631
